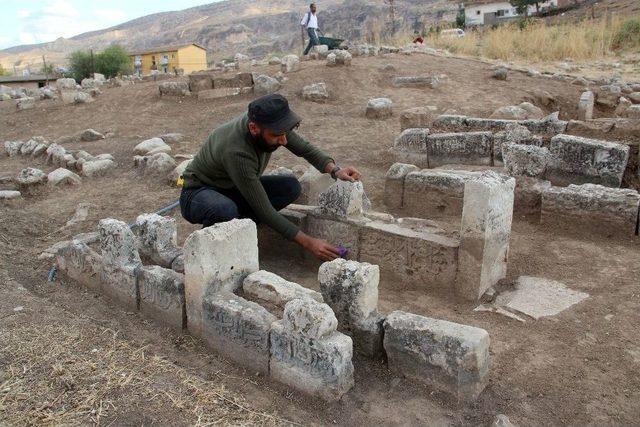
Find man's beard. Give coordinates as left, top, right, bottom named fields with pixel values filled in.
left=254, top=132, right=280, bottom=153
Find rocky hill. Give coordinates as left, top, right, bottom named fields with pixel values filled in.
left=1, top=0, right=458, bottom=72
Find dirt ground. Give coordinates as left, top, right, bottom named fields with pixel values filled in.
left=1, top=53, right=639, bottom=426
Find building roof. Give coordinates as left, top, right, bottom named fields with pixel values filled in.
left=128, top=43, right=207, bottom=56
left=0, top=74, right=49, bottom=83
left=463, top=0, right=512, bottom=5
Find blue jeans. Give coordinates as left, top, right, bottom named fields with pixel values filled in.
left=180, top=175, right=301, bottom=228
left=303, top=28, right=320, bottom=55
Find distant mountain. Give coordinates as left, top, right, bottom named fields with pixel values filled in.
left=0, top=0, right=458, bottom=72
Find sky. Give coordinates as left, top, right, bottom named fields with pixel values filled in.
left=0, top=0, right=223, bottom=50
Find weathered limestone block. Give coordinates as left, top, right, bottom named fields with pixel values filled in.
left=491, top=67, right=508, bottom=80
left=302, top=82, right=329, bottom=103
left=55, top=240, right=104, bottom=292
left=456, top=172, right=515, bottom=301
left=138, top=265, right=185, bottom=331
left=74, top=92, right=92, bottom=104
left=359, top=221, right=459, bottom=290
left=433, top=114, right=568, bottom=135
left=4, top=140, right=24, bottom=157
left=253, top=74, right=282, bottom=95
left=400, top=107, right=433, bottom=131
left=143, top=153, right=177, bottom=175
left=134, top=137, right=170, bottom=155
left=80, top=129, right=105, bottom=142
left=56, top=78, right=77, bottom=91
left=160, top=133, right=184, bottom=144
left=493, top=123, right=544, bottom=163
left=365, top=98, right=393, bottom=119
left=16, top=97, right=35, bottom=110
left=270, top=299, right=354, bottom=400
left=392, top=76, right=439, bottom=88
left=99, top=219, right=142, bottom=268
left=212, top=72, right=253, bottom=89
left=297, top=166, right=335, bottom=204
left=318, top=259, right=384, bottom=357
left=183, top=219, right=259, bottom=337
left=203, top=291, right=275, bottom=374
left=392, top=128, right=429, bottom=166
left=32, top=143, right=49, bottom=157
left=514, top=177, right=551, bottom=217
left=198, top=88, right=243, bottom=99
left=0, top=190, right=21, bottom=200
left=82, top=159, right=116, bottom=177
left=426, top=132, right=493, bottom=167
left=383, top=311, right=490, bottom=400
left=99, top=263, right=138, bottom=311
left=318, top=180, right=365, bottom=219
left=541, top=184, right=640, bottom=237
left=384, top=162, right=419, bottom=209
left=158, top=81, right=190, bottom=96
left=20, top=139, right=39, bottom=155
left=311, top=45, right=329, bottom=58
left=403, top=170, right=477, bottom=217
left=16, top=167, right=46, bottom=193
left=47, top=168, right=81, bottom=186
left=134, top=213, right=182, bottom=267
left=45, top=143, right=67, bottom=165
left=503, top=144, right=551, bottom=178
left=547, top=134, right=629, bottom=187
left=578, top=91, right=595, bottom=121
left=242, top=270, right=323, bottom=306
left=281, top=54, right=300, bottom=73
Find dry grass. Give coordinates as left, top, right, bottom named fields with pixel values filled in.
left=425, top=15, right=640, bottom=62
left=0, top=311, right=294, bottom=426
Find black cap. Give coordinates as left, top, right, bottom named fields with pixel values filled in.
left=248, top=94, right=301, bottom=134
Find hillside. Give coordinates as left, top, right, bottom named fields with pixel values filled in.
left=0, top=0, right=457, bottom=72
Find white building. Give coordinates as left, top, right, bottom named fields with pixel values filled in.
left=464, top=0, right=559, bottom=26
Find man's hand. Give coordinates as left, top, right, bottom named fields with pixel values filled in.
left=335, top=166, right=361, bottom=182
left=294, top=231, right=340, bottom=261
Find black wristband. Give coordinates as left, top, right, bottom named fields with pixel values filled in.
left=330, top=165, right=341, bottom=180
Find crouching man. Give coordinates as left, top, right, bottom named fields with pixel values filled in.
left=180, top=94, right=361, bottom=261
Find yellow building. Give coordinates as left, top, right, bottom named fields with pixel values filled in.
left=129, top=43, right=207, bottom=75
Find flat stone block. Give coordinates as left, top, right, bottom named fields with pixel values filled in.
left=318, top=180, right=365, bottom=219
left=304, top=215, right=360, bottom=260
left=202, top=291, right=275, bottom=375
left=99, top=264, right=138, bottom=311
left=270, top=321, right=354, bottom=401
left=457, top=171, right=515, bottom=301
left=134, top=213, right=182, bottom=267
left=198, top=88, right=242, bottom=99
left=400, top=107, right=433, bottom=131
left=393, top=128, right=429, bottom=153
left=514, top=177, right=551, bottom=217
left=541, top=184, right=640, bottom=237
left=503, top=143, right=551, bottom=178
left=383, top=311, right=490, bottom=401
left=99, top=219, right=142, bottom=268
left=55, top=241, right=103, bottom=292
left=426, top=132, right=493, bottom=167
left=138, top=265, right=185, bottom=331
left=243, top=270, right=323, bottom=307
left=183, top=219, right=259, bottom=337
left=384, top=162, right=420, bottom=210
left=403, top=170, right=477, bottom=217
left=359, top=221, right=459, bottom=290
left=258, top=209, right=306, bottom=261
left=547, top=134, right=629, bottom=188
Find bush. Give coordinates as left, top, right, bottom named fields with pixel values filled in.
left=0, top=64, right=10, bottom=76
left=95, top=45, right=132, bottom=78
left=612, top=18, right=640, bottom=50
left=68, top=50, right=93, bottom=82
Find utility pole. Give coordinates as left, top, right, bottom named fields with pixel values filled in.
left=42, top=55, right=49, bottom=85
left=384, top=0, right=396, bottom=35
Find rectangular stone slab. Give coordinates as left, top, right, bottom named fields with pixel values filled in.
left=402, top=170, right=477, bottom=217
left=383, top=310, right=490, bottom=401
left=138, top=265, right=186, bottom=331
left=359, top=221, right=459, bottom=290
left=202, top=291, right=276, bottom=375
left=55, top=241, right=104, bottom=292
left=541, top=183, right=640, bottom=237
left=426, top=132, right=493, bottom=167
left=546, top=134, right=630, bottom=188
left=270, top=321, right=354, bottom=401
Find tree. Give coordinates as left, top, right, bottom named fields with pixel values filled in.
left=456, top=6, right=466, bottom=28
left=68, top=50, right=93, bottom=82
left=95, top=45, right=132, bottom=78
left=0, top=63, right=10, bottom=76
left=509, top=0, right=538, bottom=17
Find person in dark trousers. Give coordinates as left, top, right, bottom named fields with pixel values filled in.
left=301, top=3, right=320, bottom=56
left=180, top=94, right=362, bottom=261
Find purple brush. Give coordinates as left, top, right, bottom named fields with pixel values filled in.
left=337, top=245, right=349, bottom=258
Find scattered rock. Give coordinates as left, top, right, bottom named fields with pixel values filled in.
left=47, top=168, right=82, bottom=186
left=160, top=133, right=184, bottom=144
left=66, top=202, right=93, bottom=226
left=365, top=98, right=393, bottom=119
left=302, top=83, right=329, bottom=103
left=158, top=81, right=190, bottom=96
left=490, top=105, right=529, bottom=120
left=254, top=75, right=282, bottom=95
left=0, top=190, right=21, bottom=200
left=82, top=159, right=116, bottom=177
left=281, top=55, right=300, bottom=73
left=268, top=56, right=281, bottom=65
left=16, top=97, right=35, bottom=110
left=74, top=92, right=91, bottom=104
left=80, top=129, right=105, bottom=142
left=17, top=167, right=46, bottom=189
left=145, top=153, right=177, bottom=175
left=134, top=137, right=171, bottom=155
left=491, top=67, right=508, bottom=80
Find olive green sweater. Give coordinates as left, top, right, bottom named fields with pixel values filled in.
left=183, top=113, right=333, bottom=240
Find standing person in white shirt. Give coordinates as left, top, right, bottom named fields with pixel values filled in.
left=301, top=3, right=320, bottom=56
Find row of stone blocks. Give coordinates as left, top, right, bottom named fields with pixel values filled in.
left=55, top=216, right=491, bottom=401
left=385, top=162, right=640, bottom=237
left=393, top=127, right=630, bottom=188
